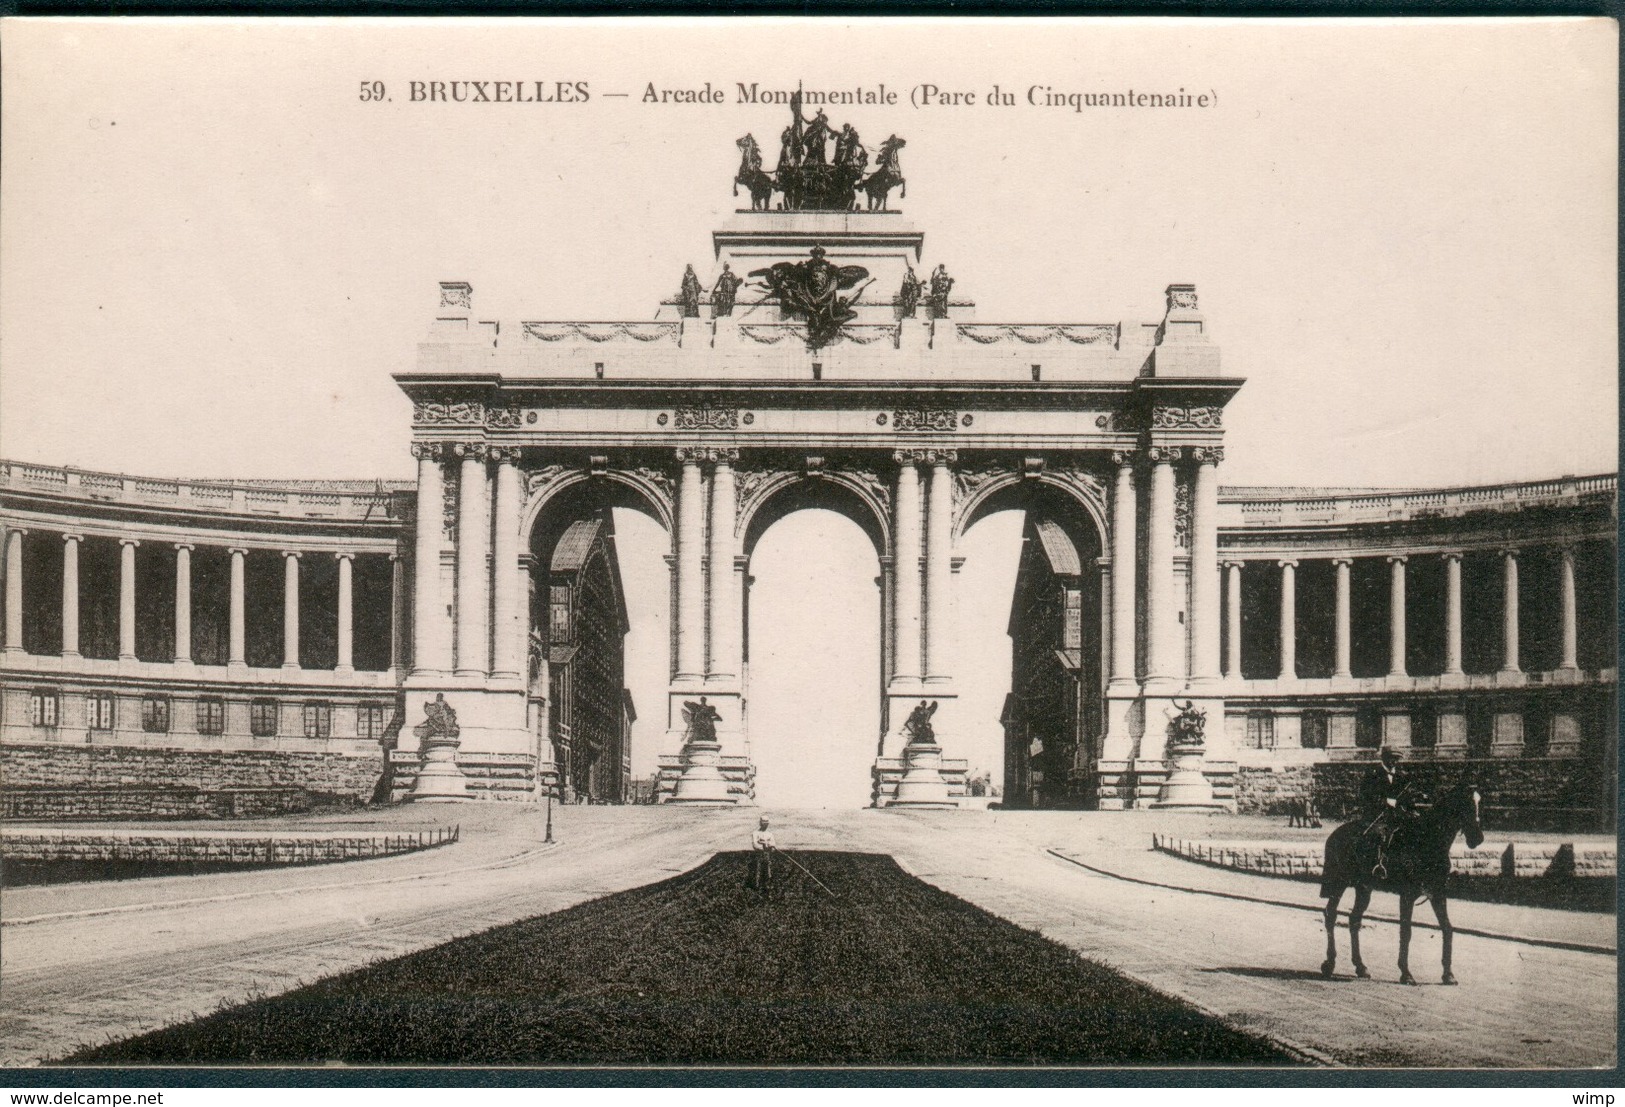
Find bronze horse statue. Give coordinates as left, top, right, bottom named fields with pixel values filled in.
left=1319, top=783, right=1484, bottom=985
left=862, top=135, right=906, bottom=211
left=734, top=134, right=776, bottom=211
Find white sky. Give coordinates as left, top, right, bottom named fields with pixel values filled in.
left=1, top=18, right=1616, bottom=801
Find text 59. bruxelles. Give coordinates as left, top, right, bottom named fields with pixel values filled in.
left=368, top=81, right=590, bottom=103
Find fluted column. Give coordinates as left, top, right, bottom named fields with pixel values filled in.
left=281, top=550, right=301, bottom=670
left=1223, top=560, right=1242, bottom=677
left=1387, top=555, right=1408, bottom=677
left=1333, top=558, right=1352, bottom=679
left=410, top=443, right=449, bottom=676
left=1109, top=452, right=1138, bottom=685
left=1143, top=447, right=1178, bottom=686
left=490, top=448, right=524, bottom=680
left=118, top=538, right=139, bottom=661
left=924, top=450, right=955, bottom=683
left=3, top=528, right=22, bottom=654
left=674, top=448, right=707, bottom=681
left=1277, top=559, right=1297, bottom=680
left=335, top=552, right=354, bottom=674
left=1500, top=548, right=1521, bottom=674
left=61, top=534, right=82, bottom=657
left=1559, top=545, right=1578, bottom=671
left=455, top=445, right=491, bottom=677
left=173, top=543, right=192, bottom=664
left=389, top=553, right=406, bottom=674
left=228, top=547, right=247, bottom=668
left=892, top=452, right=924, bottom=683
left=706, top=450, right=740, bottom=681
left=1188, top=447, right=1222, bottom=684
left=1443, top=553, right=1463, bottom=675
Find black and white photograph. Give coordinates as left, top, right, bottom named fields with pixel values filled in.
left=0, top=16, right=1616, bottom=1079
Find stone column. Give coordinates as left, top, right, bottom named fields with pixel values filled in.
left=1387, top=555, right=1408, bottom=678
left=173, top=543, right=192, bottom=664
left=1333, top=557, right=1352, bottom=679
left=1443, top=553, right=1464, bottom=676
left=1500, top=548, right=1521, bottom=674
left=455, top=445, right=491, bottom=677
left=389, top=552, right=406, bottom=674
left=706, top=450, right=740, bottom=681
left=489, top=448, right=524, bottom=680
left=118, top=538, right=139, bottom=661
left=1188, top=447, right=1222, bottom=684
left=891, top=452, right=923, bottom=684
left=228, top=547, right=247, bottom=668
left=1559, top=544, right=1578, bottom=671
left=1109, top=452, right=1138, bottom=686
left=924, top=451, right=955, bottom=683
left=3, top=528, right=23, bottom=654
left=411, top=443, right=450, bottom=676
left=1143, top=447, right=1178, bottom=688
left=1277, top=559, right=1297, bottom=680
left=1224, top=560, right=1242, bottom=677
left=281, top=550, right=301, bottom=670
left=61, top=534, right=82, bottom=657
left=674, top=448, right=706, bottom=682
left=335, top=552, right=354, bottom=675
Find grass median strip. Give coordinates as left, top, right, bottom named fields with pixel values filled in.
left=64, top=850, right=1301, bottom=1067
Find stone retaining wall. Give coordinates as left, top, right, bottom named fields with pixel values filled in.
left=1153, top=834, right=1617, bottom=880
left=3, top=825, right=459, bottom=864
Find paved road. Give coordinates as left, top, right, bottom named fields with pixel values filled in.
left=1, top=805, right=1614, bottom=1069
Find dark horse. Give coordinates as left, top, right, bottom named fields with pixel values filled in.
left=1319, top=783, right=1484, bottom=985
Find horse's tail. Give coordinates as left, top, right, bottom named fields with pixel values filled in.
left=1319, top=822, right=1356, bottom=898
left=899, top=177, right=907, bottom=200
left=733, top=180, right=740, bottom=197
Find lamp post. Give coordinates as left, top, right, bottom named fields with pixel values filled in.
left=544, top=784, right=555, bottom=844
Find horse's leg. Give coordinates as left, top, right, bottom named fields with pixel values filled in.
left=1321, top=887, right=1344, bottom=978
left=1349, top=886, right=1372, bottom=979
left=1433, top=894, right=1456, bottom=984
left=1398, top=893, right=1417, bottom=985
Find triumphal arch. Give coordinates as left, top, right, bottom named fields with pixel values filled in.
left=396, top=102, right=1239, bottom=808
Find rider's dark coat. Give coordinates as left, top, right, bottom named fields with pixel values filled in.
left=1359, top=762, right=1412, bottom=821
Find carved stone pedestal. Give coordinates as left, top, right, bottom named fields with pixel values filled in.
left=668, top=740, right=738, bottom=805
left=890, top=742, right=956, bottom=809
left=410, top=736, right=470, bottom=803
left=1150, top=741, right=1225, bottom=812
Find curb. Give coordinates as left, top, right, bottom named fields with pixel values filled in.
left=1045, top=847, right=1616, bottom=956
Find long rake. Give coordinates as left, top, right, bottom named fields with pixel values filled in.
left=772, top=847, right=840, bottom=900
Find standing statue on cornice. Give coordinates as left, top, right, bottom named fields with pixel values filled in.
left=926, top=263, right=955, bottom=318
left=896, top=263, right=924, bottom=319
left=678, top=264, right=703, bottom=319
left=711, top=264, right=743, bottom=318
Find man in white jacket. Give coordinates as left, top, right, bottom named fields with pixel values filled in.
left=745, top=816, right=776, bottom=895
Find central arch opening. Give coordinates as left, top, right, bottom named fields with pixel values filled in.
left=746, top=506, right=881, bottom=808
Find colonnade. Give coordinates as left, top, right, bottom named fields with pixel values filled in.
left=1223, top=545, right=1582, bottom=681
left=2, top=526, right=395, bottom=673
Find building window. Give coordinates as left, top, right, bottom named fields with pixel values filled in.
left=1301, top=710, right=1328, bottom=750
left=141, top=695, right=171, bottom=733
left=1246, top=711, right=1276, bottom=749
left=303, top=701, right=332, bottom=739
left=30, top=690, right=60, bottom=728
left=357, top=702, right=387, bottom=740
left=196, top=697, right=225, bottom=736
left=250, top=698, right=278, bottom=737
left=87, top=692, right=115, bottom=731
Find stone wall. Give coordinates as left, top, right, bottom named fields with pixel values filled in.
left=2, top=786, right=320, bottom=821
left=3, top=826, right=458, bottom=864
left=1, top=742, right=386, bottom=818
left=1235, top=757, right=1614, bottom=831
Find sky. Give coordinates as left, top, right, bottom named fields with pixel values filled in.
left=2, top=18, right=1616, bottom=800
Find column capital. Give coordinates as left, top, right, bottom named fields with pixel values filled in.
left=1440, top=550, right=1464, bottom=563
left=710, top=447, right=741, bottom=466
left=1190, top=445, right=1225, bottom=466
left=119, top=537, right=141, bottom=549
left=4, top=527, right=28, bottom=538
left=172, top=541, right=194, bottom=552
left=451, top=442, right=490, bottom=462
left=892, top=449, right=926, bottom=467
left=280, top=549, right=303, bottom=560
left=227, top=546, right=250, bottom=557
left=1556, top=541, right=1578, bottom=558
left=1499, top=546, right=1521, bottom=559
left=675, top=446, right=710, bottom=464
left=410, top=441, right=448, bottom=461
left=1332, top=556, right=1353, bottom=568
left=1387, top=554, right=1409, bottom=565
left=1110, top=449, right=1138, bottom=468
left=1222, top=558, right=1246, bottom=570
left=1146, top=445, right=1183, bottom=465
left=487, top=445, right=523, bottom=464
left=333, top=549, right=357, bottom=563
left=924, top=448, right=958, bottom=466
left=61, top=532, right=84, bottom=544
left=1277, top=558, right=1299, bottom=569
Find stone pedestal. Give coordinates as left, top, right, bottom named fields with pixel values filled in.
left=1150, top=742, right=1226, bottom=812
left=668, top=740, right=737, bottom=805
left=409, top=736, right=470, bottom=803
left=890, top=742, right=956, bottom=808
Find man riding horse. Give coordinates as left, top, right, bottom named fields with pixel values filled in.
left=1359, top=746, right=1418, bottom=878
